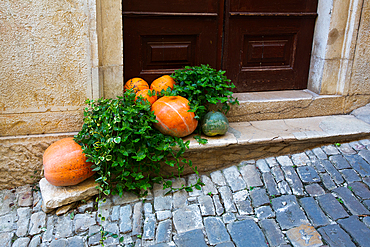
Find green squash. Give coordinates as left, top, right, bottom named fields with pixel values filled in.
left=201, top=111, right=229, bottom=136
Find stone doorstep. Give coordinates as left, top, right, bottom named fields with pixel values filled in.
left=161, top=114, right=370, bottom=176
left=221, top=89, right=346, bottom=122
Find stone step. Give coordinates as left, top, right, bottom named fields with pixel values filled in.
left=166, top=114, right=370, bottom=176
left=223, top=90, right=346, bottom=122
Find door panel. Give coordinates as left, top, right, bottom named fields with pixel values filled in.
left=223, top=0, right=317, bottom=92
left=124, top=16, right=219, bottom=83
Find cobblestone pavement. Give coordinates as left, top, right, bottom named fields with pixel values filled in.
left=2, top=140, right=370, bottom=247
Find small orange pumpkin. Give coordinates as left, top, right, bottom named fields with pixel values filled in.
left=135, top=89, right=158, bottom=105
left=125, top=77, right=149, bottom=93
left=43, top=137, right=95, bottom=186
left=151, top=96, right=198, bottom=137
left=150, top=75, right=176, bottom=95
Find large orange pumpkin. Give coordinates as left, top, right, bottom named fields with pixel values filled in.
left=135, top=89, right=157, bottom=105
left=151, top=96, right=198, bottom=137
left=43, top=137, right=95, bottom=186
left=125, top=78, right=149, bottom=93
left=150, top=75, right=175, bottom=95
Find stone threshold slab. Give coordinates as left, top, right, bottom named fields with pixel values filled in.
left=223, top=90, right=345, bottom=122
left=162, top=115, right=370, bottom=175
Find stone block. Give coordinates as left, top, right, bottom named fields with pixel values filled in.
left=333, top=187, right=370, bottom=215
left=227, top=219, right=266, bottom=247
left=262, top=172, right=280, bottom=196
left=305, top=183, right=325, bottom=197
left=173, top=205, right=203, bottom=234
left=255, top=206, right=275, bottom=220
left=199, top=195, right=215, bottom=216
left=156, top=219, right=172, bottom=243
left=299, top=197, right=329, bottom=227
left=345, top=154, right=370, bottom=177
left=321, top=160, right=344, bottom=184
left=250, top=188, right=270, bottom=207
left=271, top=195, right=309, bottom=230
left=292, top=153, right=311, bottom=167
left=316, top=193, right=349, bottom=221
left=239, top=165, right=263, bottom=188
left=339, top=216, right=370, bottom=247
left=341, top=169, right=361, bottom=183
left=318, top=224, right=356, bottom=247
left=259, top=219, right=286, bottom=247
left=174, top=229, right=207, bottom=247
left=297, top=166, right=321, bottom=183
left=219, top=186, right=237, bottom=212
left=282, top=166, right=304, bottom=196
left=210, top=170, right=227, bottom=186
left=348, top=181, right=370, bottom=199
left=223, top=166, right=246, bottom=192
left=40, top=177, right=98, bottom=213
left=286, top=224, right=323, bottom=247
left=204, top=217, right=230, bottom=245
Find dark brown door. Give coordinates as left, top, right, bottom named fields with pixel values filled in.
left=123, top=0, right=318, bottom=92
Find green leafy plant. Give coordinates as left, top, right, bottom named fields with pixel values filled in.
left=170, top=64, right=239, bottom=121
left=74, top=90, right=198, bottom=198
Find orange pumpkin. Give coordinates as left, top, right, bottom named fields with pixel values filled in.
left=125, top=78, right=149, bottom=93
left=43, top=137, right=95, bottom=186
left=150, top=75, right=176, bottom=95
left=135, top=89, right=158, bottom=105
left=151, top=96, right=198, bottom=137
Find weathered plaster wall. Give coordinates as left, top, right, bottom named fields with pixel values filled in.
left=0, top=0, right=95, bottom=136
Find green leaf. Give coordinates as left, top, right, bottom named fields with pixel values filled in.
left=113, top=137, right=121, bottom=143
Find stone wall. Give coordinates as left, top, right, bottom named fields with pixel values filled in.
left=1, top=0, right=370, bottom=189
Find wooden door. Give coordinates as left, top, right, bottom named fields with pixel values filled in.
left=123, top=0, right=318, bottom=92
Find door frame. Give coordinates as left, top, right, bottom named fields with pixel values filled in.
left=92, top=0, right=364, bottom=99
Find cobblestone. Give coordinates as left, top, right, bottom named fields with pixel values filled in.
left=341, top=169, right=362, bottom=183
left=262, top=172, right=280, bottom=196
left=318, top=224, right=356, bottom=247
left=239, top=165, right=263, bottom=188
left=332, top=186, right=370, bottom=215
left=316, top=193, right=349, bottom=220
left=223, top=166, right=246, bottom=192
left=4, top=138, right=370, bottom=246
left=299, top=197, right=329, bottom=227
left=204, top=217, right=230, bottom=245
left=282, top=166, right=304, bottom=196
left=227, top=219, right=266, bottom=246
left=259, top=219, right=286, bottom=247
left=330, top=155, right=351, bottom=169
left=305, top=183, right=325, bottom=197
left=256, top=159, right=270, bottom=173
left=339, top=216, right=370, bottom=247
left=297, top=166, right=321, bottom=183
left=345, top=154, right=370, bottom=177
left=321, top=159, right=345, bottom=184
left=312, top=147, right=327, bottom=160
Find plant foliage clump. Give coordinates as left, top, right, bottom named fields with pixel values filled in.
left=74, top=90, right=194, bottom=197
left=170, top=64, right=239, bottom=121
